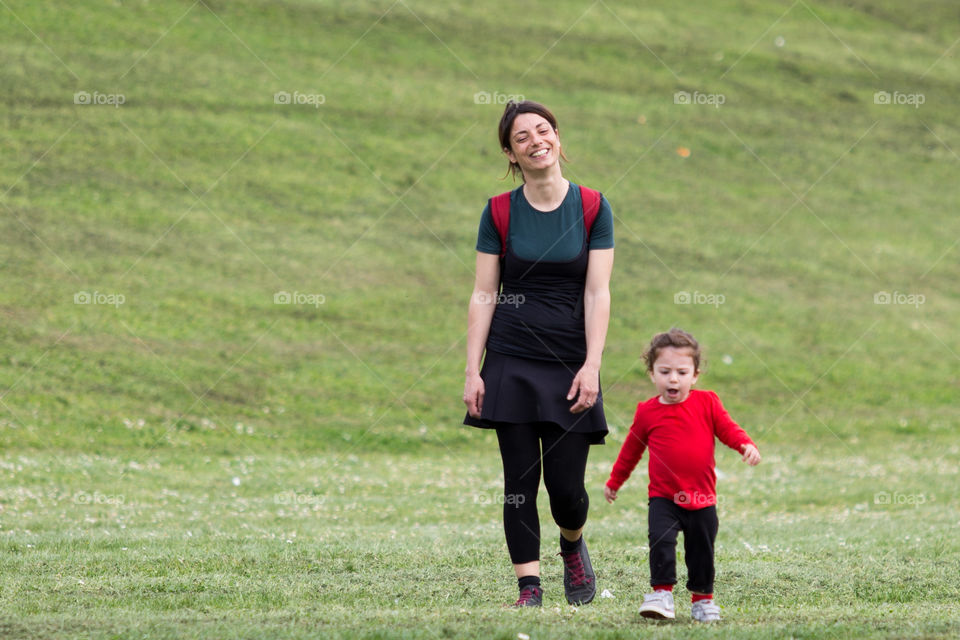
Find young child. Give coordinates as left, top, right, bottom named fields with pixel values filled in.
left=604, top=328, right=761, bottom=622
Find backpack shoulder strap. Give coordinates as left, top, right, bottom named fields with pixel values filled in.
left=490, top=191, right=512, bottom=258
left=579, top=185, right=602, bottom=239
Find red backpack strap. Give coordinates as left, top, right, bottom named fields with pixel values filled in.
left=490, top=191, right=512, bottom=258
left=579, top=185, right=602, bottom=240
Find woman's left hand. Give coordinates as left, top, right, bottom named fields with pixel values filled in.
left=567, top=364, right=600, bottom=413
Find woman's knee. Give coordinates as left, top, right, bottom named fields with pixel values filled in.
left=547, top=483, right=589, bottom=528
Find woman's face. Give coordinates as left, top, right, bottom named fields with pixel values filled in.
left=504, top=113, right=561, bottom=176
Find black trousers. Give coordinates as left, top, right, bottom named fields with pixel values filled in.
left=648, top=497, right=719, bottom=594
left=496, top=422, right=592, bottom=564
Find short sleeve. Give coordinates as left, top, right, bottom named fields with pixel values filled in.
left=588, top=195, right=615, bottom=250
left=475, top=202, right=501, bottom=255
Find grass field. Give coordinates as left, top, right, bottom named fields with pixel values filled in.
left=1, top=0, right=959, bottom=638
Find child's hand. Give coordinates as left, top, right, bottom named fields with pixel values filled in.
left=603, top=485, right=618, bottom=503
left=740, top=443, right=761, bottom=466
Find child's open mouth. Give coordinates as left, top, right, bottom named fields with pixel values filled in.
left=666, top=388, right=680, bottom=398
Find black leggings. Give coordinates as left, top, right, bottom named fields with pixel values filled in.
left=648, top=497, right=719, bottom=593
left=496, top=422, right=592, bottom=564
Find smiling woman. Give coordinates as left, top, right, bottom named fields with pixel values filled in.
left=462, top=100, right=615, bottom=608
left=497, top=101, right=569, bottom=181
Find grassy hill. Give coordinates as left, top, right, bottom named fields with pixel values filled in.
left=1, top=1, right=958, bottom=638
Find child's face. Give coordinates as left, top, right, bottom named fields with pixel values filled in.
left=650, top=347, right=699, bottom=404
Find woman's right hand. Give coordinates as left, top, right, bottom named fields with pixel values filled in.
left=463, top=372, right=485, bottom=418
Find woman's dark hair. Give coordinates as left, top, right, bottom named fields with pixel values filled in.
left=498, top=100, right=569, bottom=180
left=644, top=328, right=702, bottom=373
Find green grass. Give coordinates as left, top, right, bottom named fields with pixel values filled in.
left=1, top=0, right=959, bottom=637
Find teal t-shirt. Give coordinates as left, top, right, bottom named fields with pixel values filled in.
left=476, top=182, right=615, bottom=261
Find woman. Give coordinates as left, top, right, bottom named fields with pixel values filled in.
left=463, top=100, right=615, bottom=607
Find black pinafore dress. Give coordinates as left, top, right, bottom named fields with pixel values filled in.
left=463, top=220, right=608, bottom=444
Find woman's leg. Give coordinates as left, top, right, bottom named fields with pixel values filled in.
left=496, top=423, right=543, bottom=577
left=541, top=425, right=597, bottom=604
left=540, top=425, right=591, bottom=534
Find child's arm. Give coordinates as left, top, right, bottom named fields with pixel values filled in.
left=605, top=404, right=648, bottom=500
left=740, top=443, right=761, bottom=465
left=709, top=391, right=760, bottom=464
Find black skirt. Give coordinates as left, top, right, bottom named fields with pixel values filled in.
left=463, top=350, right=608, bottom=444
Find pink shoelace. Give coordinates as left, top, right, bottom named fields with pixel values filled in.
left=513, top=586, right=540, bottom=606
left=561, top=550, right=591, bottom=586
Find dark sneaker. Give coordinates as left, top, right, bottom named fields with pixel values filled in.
left=511, top=585, right=543, bottom=608
left=559, top=536, right=596, bottom=605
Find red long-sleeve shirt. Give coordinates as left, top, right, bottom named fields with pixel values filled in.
left=606, top=389, right=755, bottom=510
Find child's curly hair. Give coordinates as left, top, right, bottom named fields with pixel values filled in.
left=644, top=328, right=702, bottom=373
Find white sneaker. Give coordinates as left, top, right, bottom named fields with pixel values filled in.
left=638, top=590, right=675, bottom=619
left=691, top=598, right=722, bottom=622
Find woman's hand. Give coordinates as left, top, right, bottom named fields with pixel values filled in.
left=567, top=364, right=600, bottom=413
left=463, top=371, right=485, bottom=418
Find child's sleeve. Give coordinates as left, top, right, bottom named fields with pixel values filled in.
left=709, top=391, right=755, bottom=451
left=606, top=404, right=648, bottom=491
